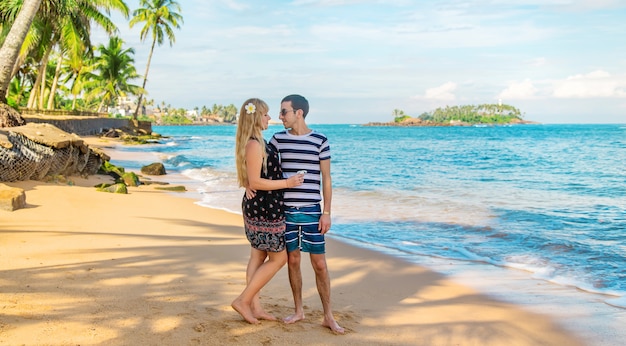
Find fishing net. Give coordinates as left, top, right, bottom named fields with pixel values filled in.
left=0, top=127, right=106, bottom=182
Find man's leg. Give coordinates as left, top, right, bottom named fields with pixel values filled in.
left=283, top=249, right=305, bottom=323
left=310, top=253, right=344, bottom=334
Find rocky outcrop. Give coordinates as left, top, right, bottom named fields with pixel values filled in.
left=0, top=123, right=109, bottom=182
left=0, top=184, right=26, bottom=211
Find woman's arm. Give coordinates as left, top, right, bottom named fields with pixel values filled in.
left=246, top=140, right=301, bottom=191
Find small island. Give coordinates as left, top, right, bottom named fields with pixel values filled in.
left=365, top=103, right=538, bottom=127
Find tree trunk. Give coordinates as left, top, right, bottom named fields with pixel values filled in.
left=47, top=53, right=63, bottom=109
left=133, top=37, right=156, bottom=120
left=0, top=0, right=42, bottom=104
left=38, top=57, right=47, bottom=109
left=97, top=98, right=105, bottom=113
left=27, top=45, right=52, bottom=109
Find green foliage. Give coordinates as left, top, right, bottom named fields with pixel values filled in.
left=394, top=115, right=411, bottom=123
left=418, top=104, right=523, bottom=124
left=160, top=114, right=193, bottom=125
left=83, top=36, right=142, bottom=112
left=392, top=109, right=410, bottom=122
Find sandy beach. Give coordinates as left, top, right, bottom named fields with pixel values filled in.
left=0, top=138, right=584, bottom=346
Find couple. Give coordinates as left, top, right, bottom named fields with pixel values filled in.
left=231, top=94, right=344, bottom=334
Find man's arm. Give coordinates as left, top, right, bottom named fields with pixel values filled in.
left=319, top=158, right=332, bottom=234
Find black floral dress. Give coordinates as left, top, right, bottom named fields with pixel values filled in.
left=242, top=140, right=285, bottom=252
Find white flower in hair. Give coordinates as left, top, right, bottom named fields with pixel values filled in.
left=245, top=102, right=256, bottom=114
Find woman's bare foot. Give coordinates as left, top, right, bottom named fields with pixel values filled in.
left=283, top=312, right=305, bottom=324
left=231, top=299, right=260, bottom=324
left=253, top=308, right=277, bottom=321
left=251, top=299, right=276, bottom=321
left=322, top=317, right=345, bottom=334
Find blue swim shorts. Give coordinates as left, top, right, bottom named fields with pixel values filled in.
left=285, top=204, right=325, bottom=254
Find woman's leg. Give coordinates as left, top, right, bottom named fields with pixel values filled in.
left=232, top=249, right=287, bottom=323
left=246, top=249, right=275, bottom=320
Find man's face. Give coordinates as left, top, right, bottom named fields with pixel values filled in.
left=279, top=101, right=297, bottom=129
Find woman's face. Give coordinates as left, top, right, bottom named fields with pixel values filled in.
left=261, top=111, right=271, bottom=130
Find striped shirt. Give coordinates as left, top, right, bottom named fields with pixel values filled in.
left=269, top=130, right=331, bottom=207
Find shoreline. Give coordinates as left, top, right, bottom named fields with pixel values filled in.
left=97, top=135, right=626, bottom=344
left=0, top=136, right=587, bottom=345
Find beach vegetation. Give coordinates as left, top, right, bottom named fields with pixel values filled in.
left=418, top=104, right=523, bottom=124
left=82, top=37, right=142, bottom=113
left=0, top=0, right=43, bottom=105
left=1, top=2, right=235, bottom=127
left=0, top=0, right=130, bottom=109
left=129, top=0, right=183, bottom=120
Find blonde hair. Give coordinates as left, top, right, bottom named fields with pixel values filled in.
left=235, top=98, right=269, bottom=187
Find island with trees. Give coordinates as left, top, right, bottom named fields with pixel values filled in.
left=366, top=103, right=538, bottom=127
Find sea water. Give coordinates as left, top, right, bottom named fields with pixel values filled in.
left=110, top=123, right=626, bottom=344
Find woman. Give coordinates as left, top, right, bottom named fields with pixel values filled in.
left=231, top=98, right=304, bottom=324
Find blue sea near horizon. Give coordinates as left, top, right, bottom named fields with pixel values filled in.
left=109, top=123, right=626, bottom=343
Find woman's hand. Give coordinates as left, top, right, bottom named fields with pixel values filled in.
left=286, top=173, right=305, bottom=188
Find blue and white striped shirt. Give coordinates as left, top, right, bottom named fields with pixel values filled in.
left=269, top=130, right=331, bottom=207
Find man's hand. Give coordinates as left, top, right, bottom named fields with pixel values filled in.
left=245, top=187, right=257, bottom=199
left=319, top=214, right=331, bottom=234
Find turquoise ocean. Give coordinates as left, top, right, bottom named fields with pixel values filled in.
left=110, top=123, right=625, bottom=343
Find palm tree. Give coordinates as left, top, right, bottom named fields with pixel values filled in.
left=0, top=0, right=42, bottom=105
left=1, top=0, right=129, bottom=109
left=0, top=0, right=42, bottom=127
left=83, top=36, right=142, bottom=112
left=60, top=44, right=92, bottom=110
left=129, top=0, right=183, bottom=119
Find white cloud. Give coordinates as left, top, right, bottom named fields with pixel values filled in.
left=553, top=70, right=626, bottom=98
left=528, top=57, right=548, bottom=67
left=499, top=79, right=538, bottom=99
left=219, top=0, right=250, bottom=11
left=422, top=82, right=457, bottom=100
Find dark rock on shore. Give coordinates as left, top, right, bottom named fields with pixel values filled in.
left=141, top=162, right=166, bottom=175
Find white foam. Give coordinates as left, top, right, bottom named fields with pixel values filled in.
left=606, top=296, right=626, bottom=309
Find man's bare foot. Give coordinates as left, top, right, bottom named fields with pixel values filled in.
left=322, top=317, right=345, bottom=334
left=231, top=299, right=260, bottom=324
left=283, top=312, right=305, bottom=324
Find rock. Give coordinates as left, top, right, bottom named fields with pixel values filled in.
left=99, top=161, right=125, bottom=180
left=154, top=185, right=186, bottom=192
left=0, top=184, right=26, bottom=211
left=0, top=103, right=26, bottom=128
left=96, top=183, right=128, bottom=194
left=141, top=162, right=166, bottom=175
left=140, top=180, right=170, bottom=185
left=122, top=172, right=140, bottom=187
left=6, top=122, right=84, bottom=149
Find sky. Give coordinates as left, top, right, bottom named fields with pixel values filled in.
left=93, top=0, right=626, bottom=124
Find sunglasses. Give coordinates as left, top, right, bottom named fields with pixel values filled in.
left=280, top=109, right=297, bottom=116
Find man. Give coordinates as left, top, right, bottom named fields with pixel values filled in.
left=269, top=94, right=344, bottom=334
